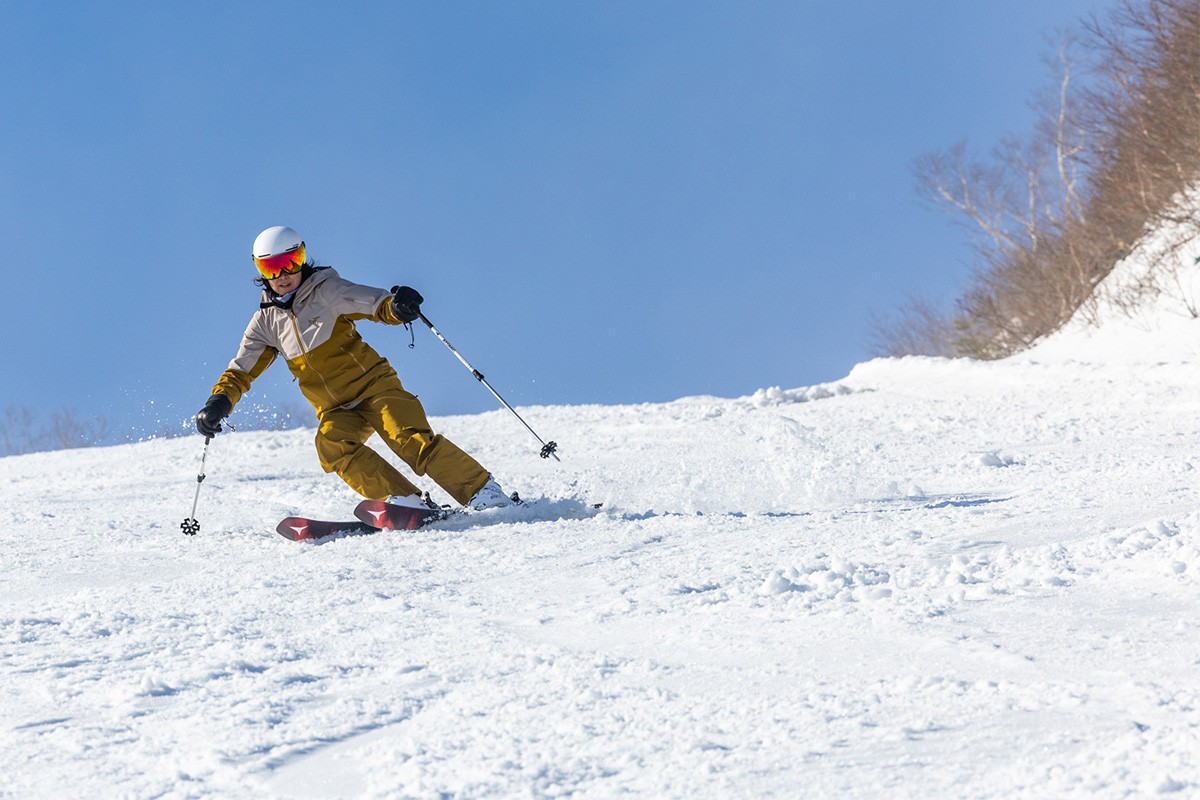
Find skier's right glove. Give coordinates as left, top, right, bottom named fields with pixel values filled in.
left=195, top=394, right=233, bottom=437
left=390, top=285, right=424, bottom=324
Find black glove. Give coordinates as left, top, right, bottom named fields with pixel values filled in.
left=390, top=285, right=424, bottom=323
left=196, top=394, right=233, bottom=437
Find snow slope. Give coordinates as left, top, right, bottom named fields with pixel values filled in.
left=4, top=229, right=1200, bottom=797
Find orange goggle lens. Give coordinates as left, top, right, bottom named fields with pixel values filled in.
left=253, top=243, right=306, bottom=280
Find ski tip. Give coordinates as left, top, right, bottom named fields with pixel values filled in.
left=276, top=517, right=314, bottom=540
left=353, top=499, right=439, bottom=531
left=276, top=517, right=377, bottom=541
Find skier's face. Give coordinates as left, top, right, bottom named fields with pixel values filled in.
left=268, top=269, right=303, bottom=295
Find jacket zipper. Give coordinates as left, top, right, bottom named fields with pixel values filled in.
left=290, top=310, right=338, bottom=402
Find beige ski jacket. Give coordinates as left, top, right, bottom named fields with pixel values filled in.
left=212, top=268, right=408, bottom=416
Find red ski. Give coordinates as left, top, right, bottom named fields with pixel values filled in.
left=353, top=499, right=442, bottom=531
left=276, top=517, right=377, bottom=541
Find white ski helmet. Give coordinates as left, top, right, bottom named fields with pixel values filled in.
left=252, top=226, right=307, bottom=279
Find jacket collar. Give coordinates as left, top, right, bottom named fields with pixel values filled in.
left=259, top=266, right=334, bottom=310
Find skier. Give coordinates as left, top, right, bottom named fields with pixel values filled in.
left=194, top=225, right=513, bottom=512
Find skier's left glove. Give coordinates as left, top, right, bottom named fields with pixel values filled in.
left=196, top=394, right=233, bottom=437
left=390, top=285, right=424, bottom=323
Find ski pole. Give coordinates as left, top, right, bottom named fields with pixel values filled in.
left=180, top=436, right=212, bottom=535
left=415, top=309, right=560, bottom=462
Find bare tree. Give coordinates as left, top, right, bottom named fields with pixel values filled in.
left=0, top=404, right=115, bottom=455
left=49, top=408, right=110, bottom=450
left=889, top=0, right=1200, bottom=359
left=869, top=296, right=958, bottom=358
left=0, top=405, right=43, bottom=456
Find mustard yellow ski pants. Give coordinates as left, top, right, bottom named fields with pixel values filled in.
left=314, top=385, right=490, bottom=506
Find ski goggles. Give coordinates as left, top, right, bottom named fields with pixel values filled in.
left=253, top=243, right=307, bottom=280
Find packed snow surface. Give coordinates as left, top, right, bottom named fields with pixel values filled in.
left=5, top=239, right=1200, bottom=797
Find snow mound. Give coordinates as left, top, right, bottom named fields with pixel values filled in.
left=742, top=382, right=859, bottom=407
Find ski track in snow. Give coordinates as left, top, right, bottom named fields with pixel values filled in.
left=2, top=350, right=1200, bottom=799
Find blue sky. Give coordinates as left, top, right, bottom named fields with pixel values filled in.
left=0, top=1, right=1106, bottom=440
